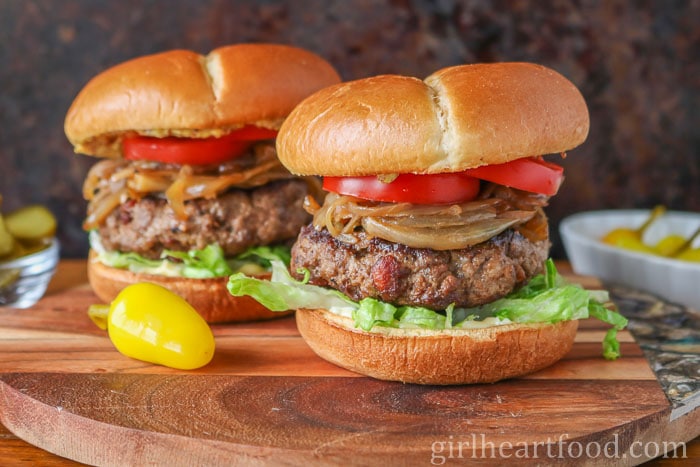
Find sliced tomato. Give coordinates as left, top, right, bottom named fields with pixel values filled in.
left=464, top=157, right=564, bottom=196
left=229, top=125, right=279, bottom=141
left=323, top=173, right=481, bottom=205
left=122, top=126, right=279, bottom=165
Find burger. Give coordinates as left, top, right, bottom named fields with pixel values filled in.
left=228, top=62, right=627, bottom=384
left=64, top=43, right=340, bottom=323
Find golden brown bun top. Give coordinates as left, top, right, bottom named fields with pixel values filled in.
left=65, top=43, right=341, bottom=158
left=277, top=62, right=589, bottom=176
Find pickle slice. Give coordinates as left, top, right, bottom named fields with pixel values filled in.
left=0, top=268, right=20, bottom=290
left=4, top=205, right=57, bottom=242
left=0, top=215, right=15, bottom=257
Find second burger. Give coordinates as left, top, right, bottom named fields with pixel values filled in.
left=65, top=43, right=340, bottom=323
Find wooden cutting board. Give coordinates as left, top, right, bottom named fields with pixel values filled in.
left=0, top=262, right=697, bottom=466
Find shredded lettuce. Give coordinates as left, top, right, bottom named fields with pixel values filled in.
left=90, top=231, right=290, bottom=279
left=398, top=304, right=449, bottom=330
left=228, top=245, right=292, bottom=272
left=161, top=244, right=233, bottom=278
left=227, top=255, right=628, bottom=360
left=352, top=297, right=396, bottom=329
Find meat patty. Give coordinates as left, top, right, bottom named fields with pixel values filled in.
left=291, top=225, right=550, bottom=309
left=99, top=179, right=311, bottom=258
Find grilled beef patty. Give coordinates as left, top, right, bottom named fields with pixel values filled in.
left=98, top=179, right=311, bottom=258
left=291, top=225, right=549, bottom=310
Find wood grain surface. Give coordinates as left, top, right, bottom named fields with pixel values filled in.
left=0, top=261, right=698, bottom=466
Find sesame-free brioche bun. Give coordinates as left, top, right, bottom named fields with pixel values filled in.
left=65, top=43, right=341, bottom=158
left=277, top=62, right=589, bottom=176
left=88, top=250, right=291, bottom=323
left=295, top=308, right=578, bottom=384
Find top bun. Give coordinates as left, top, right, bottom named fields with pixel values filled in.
left=277, top=62, right=589, bottom=176
left=65, top=43, right=341, bottom=158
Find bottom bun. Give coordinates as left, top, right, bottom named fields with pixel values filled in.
left=88, top=249, right=292, bottom=323
left=295, top=308, right=578, bottom=385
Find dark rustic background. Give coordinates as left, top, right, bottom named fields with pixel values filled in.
left=1, top=0, right=698, bottom=259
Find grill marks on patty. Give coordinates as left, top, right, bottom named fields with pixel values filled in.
left=99, top=179, right=312, bottom=258
left=291, top=225, right=549, bottom=310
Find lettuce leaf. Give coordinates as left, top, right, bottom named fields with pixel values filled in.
left=227, top=250, right=356, bottom=313
left=227, top=254, right=628, bottom=359
left=588, top=301, right=629, bottom=360
left=90, top=231, right=290, bottom=279
left=161, top=244, right=233, bottom=278
left=229, top=245, right=292, bottom=271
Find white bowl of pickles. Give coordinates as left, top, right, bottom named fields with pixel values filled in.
left=0, top=199, right=59, bottom=308
left=560, top=207, right=700, bottom=310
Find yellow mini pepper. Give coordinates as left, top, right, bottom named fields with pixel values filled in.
left=89, top=282, right=215, bottom=370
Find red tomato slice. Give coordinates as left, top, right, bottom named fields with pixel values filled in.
left=122, top=126, right=279, bottom=165
left=323, top=173, right=481, bottom=205
left=230, top=125, right=279, bottom=141
left=464, top=157, right=564, bottom=196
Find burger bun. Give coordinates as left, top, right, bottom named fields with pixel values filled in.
left=295, top=308, right=578, bottom=384
left=65, top=43, right=341, bottom=158
left=277, top=62, right=589, bottom=176
left=88, top=250, right=292, bottom=323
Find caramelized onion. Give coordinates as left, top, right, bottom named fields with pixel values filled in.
left=514, top=209, right=549, bottom=242
left=303, top=194, right=322, bottom=214
left=82, top=142, right=296, bottom=228
left=83, top=187, right=126, bottom=230
left=348, top=198, right=503, bottom=218
left=362, top=214, right=528, bottom=250
left=375, top=209, right=532, bottom=229
left=129, top=172, right=171, bottom=193
left=311, top=187, right=549, bottom=250
left=164, top=165, right=192, bottom=220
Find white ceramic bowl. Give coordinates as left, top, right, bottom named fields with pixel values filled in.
left=560, top=210, right=700, bottom=310
left=0, top=239, right=59, bottom=308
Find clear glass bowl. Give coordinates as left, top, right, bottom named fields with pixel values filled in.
left=0, top=239, right=59, bottom=308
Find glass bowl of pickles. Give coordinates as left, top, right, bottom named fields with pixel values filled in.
left=560, top=207, right=700, bottom=310
left=0, top=197, right=59, bottom=308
